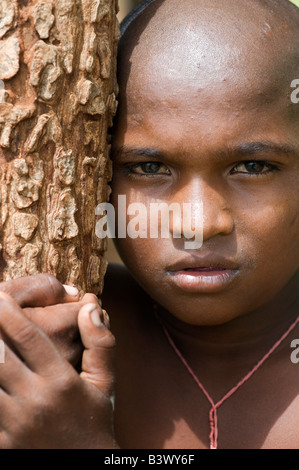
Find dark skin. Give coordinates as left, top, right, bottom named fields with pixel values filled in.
left=0, top=0, right=298, bottom=449
left=104, top=0, right=299, bottom=449
left=0, top=274, right=117, bottom=448
left=0, top=274, right=83, bottom=366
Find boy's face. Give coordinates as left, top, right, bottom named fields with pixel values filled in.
left=111, top=3, right=299, bottom=326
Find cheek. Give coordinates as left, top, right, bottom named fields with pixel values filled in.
left=111, top=184, right=157, bottom=262
left=238, top=198, right=299, bottom=286
left=114, top=236, right=169, bottom=300
left=116, top=236, right=158, bottom=267
left=113, top=203, right=164, bottom=269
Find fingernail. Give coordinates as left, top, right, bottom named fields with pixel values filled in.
left=110, top=393, right=115, bottom=411
left=63, top=285, right=79, bottom=297
left=101, top=309, right=110, bottom=329
left=89, top=305, right=102, bottom=327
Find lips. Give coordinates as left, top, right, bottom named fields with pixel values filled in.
left=167, top=255, right=239, bottom=271
left=166, top=256, right=240, bottom=293
left=184, top=267, right=227, bottom=272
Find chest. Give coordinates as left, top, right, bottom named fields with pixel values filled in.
left=113, top=333, right=299, bottom=449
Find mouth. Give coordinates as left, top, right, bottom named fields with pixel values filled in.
left=167, top=258, right=240, bottom=293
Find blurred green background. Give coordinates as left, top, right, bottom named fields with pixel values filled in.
left=118, top=0, right=299, bottom=21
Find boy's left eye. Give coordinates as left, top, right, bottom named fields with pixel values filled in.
left=230, top=161, right=278, bottom=175
left=129, top=162, right=171, bottom=175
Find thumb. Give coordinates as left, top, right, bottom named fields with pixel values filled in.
left=78, top=303, right=116, bottom=398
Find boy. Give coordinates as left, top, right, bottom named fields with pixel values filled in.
left=0, top=0, right=298, bottom=449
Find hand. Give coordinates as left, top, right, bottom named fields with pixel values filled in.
left=0, top=291, right=117, bottom=449
left=0, top=273, right=80, bottom=308
left=0, top=274, right=91, bottom=366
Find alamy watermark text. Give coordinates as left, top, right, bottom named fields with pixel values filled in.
left=291, top=79, right=299, bottom=104
left=95, top=196, right=204, bottom=250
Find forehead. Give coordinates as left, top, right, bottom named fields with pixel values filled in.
left=119, top=0, right=299, bottom=132
left=115, top=0, right=299, bottom=158
left=121, top=57, right=298, bottom=154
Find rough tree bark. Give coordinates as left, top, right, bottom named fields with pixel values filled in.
left=0, top=0, right=119, bottom=295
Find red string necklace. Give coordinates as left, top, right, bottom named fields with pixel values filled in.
left=154, top=307, right=299, bottom=449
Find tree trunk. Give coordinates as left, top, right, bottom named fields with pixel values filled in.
left=0, top=0, right=119, bottom=295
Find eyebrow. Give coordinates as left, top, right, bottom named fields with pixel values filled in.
left=111, top=146, right=163, bottom=160
left=111, top=141, right=297, bottom=161
left=233, top=142, right=296, bottom=157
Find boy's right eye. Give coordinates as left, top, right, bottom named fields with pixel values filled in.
left=128, top=162, right=171, bottom=176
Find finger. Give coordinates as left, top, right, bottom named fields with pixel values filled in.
left=0, top=340, right=34, bottom=395
left=20, top=296, right=102, bottom=368
left=0, top=292, right=67, bottom=375
left=23, top=298, right=101, bottom=342
left=0, top=386, right=12, bottom=435
left=81, top=293, right=101, bottom=306
left=0, top=274, right=79, bottom=308
left=22, top=303, right=83, bottom=366
left=23, top=294, right=100, bottom=328
left=78, top=304, right=115, bottom=397
left=23, top=303, right=80, bottom=338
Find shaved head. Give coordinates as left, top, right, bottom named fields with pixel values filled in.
left=117, top=0, right=299, bottom=124
left=119, top=0, right=299, bottom=57
left=120, top=0, right=299, bottom=38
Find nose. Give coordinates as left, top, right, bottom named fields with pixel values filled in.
left=169, top=178, right=234, bottom=244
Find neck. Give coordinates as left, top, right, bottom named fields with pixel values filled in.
left=153, top=272, right=299, bottom=401
left=155, top=271, right=299, bottom=359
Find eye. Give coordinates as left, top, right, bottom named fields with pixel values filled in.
left=230, top=161, right=278, bottom=175
left=129, top=162, right=171, bottom=175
